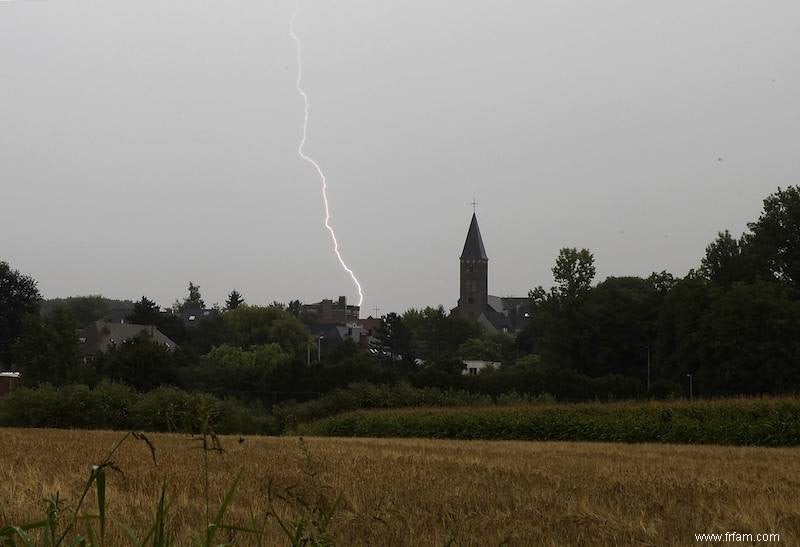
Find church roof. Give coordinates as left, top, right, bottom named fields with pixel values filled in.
left=460, top=213, right=488, bottom=260
left=481, top=306, right=511, bottom=331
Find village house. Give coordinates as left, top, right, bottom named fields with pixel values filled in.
left=78, top=320, right=177, bottom=359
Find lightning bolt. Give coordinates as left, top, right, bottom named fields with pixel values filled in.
left=290, top=0, right=365, bottom=308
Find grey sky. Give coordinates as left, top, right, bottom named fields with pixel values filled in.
left=2, top=1, right=799, bottom=315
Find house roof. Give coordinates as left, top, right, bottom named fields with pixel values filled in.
left=460, top=213, right=488, bottom=261
left=79, top=321, right=177, bottom=354
left=480, top=296, right=531, bottom=332
left=309, top=324, right=343, bottom=342
left=487, top=295, right=505, bottom=314
left=482, top=306, right=512, bottom=331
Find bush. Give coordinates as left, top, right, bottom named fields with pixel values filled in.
left=0, top=382, right=269, bottom=435
left=271, top=382, right=492, bottom=431
left=272, top=382, right=566, bottom=432
left=298, top=397, right=800, bottom=446
left=409, top=361, right=642, bottom=401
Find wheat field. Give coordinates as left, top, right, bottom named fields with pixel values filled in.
left=1, top=428, right=798, bottom=545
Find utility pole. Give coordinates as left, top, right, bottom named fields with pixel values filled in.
left=373, top=306, right=380, bottom=318
left=307, top=342, right=310, bottom=366
left=645, top=345, right=651, bottom=393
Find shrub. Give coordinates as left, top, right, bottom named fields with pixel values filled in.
left=0, top=382, right=268, bottom=434
left=298, top=397, right=800, bottom=446
left=271, top=382, right=492, bottom=431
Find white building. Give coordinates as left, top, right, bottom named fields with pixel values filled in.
left=462, top=360, right=500, bottom=376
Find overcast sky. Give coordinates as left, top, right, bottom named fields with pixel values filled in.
left=2, top=1, right=799, bottom=315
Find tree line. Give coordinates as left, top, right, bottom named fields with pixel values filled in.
left=1, top=186, right=800, bottom=404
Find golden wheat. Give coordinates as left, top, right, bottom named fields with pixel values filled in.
left=1, top=428, right=799, bottom=545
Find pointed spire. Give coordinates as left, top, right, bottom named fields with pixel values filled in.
left=460, top=213, right=488, bottom=260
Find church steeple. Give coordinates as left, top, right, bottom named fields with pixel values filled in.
left=460, top=213, right=488, bottom=261
left=456, top=212, right=489, bottom=319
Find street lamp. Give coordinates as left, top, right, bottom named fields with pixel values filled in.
left=318, top=335, right=324, bottom=363
left=686, top=373, right=693, bottom=401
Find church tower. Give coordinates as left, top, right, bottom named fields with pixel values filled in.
left=457, top=213, right=489, bottom=319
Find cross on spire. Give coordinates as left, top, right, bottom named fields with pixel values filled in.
left=471, top=198, right=479, bottom=213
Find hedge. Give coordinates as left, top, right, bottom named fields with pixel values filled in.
left=297, top=397, right=800, bottom=446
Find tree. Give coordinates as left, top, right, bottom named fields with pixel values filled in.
left=377, top=312, right=414, bottom=364
left=12, top=308, right=81, bottom=385
left=127, top=296, right=187, bottom=346
left=98, top=337, right=181, bottom=391
left=694, top=282, right=800, bottom=394
left=747, top=186, right=800, bottom=288
left=581, top=277, right=661, bottom=377
left=648, top=271, right=677, bottom=294
left=526, top=248, right=596, bottom=371
left=553, top=248, right=596, bottom=300
left=40, top=295, right=112, bottom=327
left=190, top=343, right=294, bottom=398
left=700, top=230, right=751, bottom=287
left=458, top=337, right=502, bottom=361
left=127, top=296, right=160, bottom=324
left=0, top=261, right=41, bottom=368
left=182, top=312, right=228, bottom=356
left=402, top=306, right=481, bottom=362
left=226, top=290, right=245, bottom=310
left=653, top=273, right=715, bottom=386
left=268, top=316, right=310, bottom=357
left=222, top=305, right=309, bottom=357
left=175, top=282, right=204, bottom=312
left=287, top=299, right=303, bottom=317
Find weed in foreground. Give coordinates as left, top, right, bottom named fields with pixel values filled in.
left=0, top=430, right=346, bottom=547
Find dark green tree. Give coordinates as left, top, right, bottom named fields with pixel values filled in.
left=700, top=230, right=752, bottom=287
left=12, top=307, right=81, bottom=385
left=182, top=312, right=228, bottom=356
left=226, top=290, right=245, bottom=310
left=653, top=273, right=715, bottom=387
left=526, top=248, right=596, bottom=371
left=402, top=306, right=481, bottom=362
left=458, top=337, right=502, bottom=361
left=0, top=261, right=41, bottom=368
left=269, top=315, right=310, bottom=357
left=98, top=337, right=181, bottom=391
left=745, top=186, right=800, bottom=288
left=648, top=270, right=678, bottom=294
left=127, top=296, right=160, bottom=324
left=377, top=312, right=414, bottom=364
left=694, top=281, right=800, bottom=394
left=287, top=299, right=303, bottom=317
left=553, top=247, right=596, bottom=300
left=188, top=343, right=293, bottom=398
left=127, top=296, right=187, bottom=346
left=221, top=305, right=309, bottom=357
left=581, top=276, right=661, bottom=378
left=40, top=295, right=112, bottom=327
left=175, top=282, right=204, bottom=312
